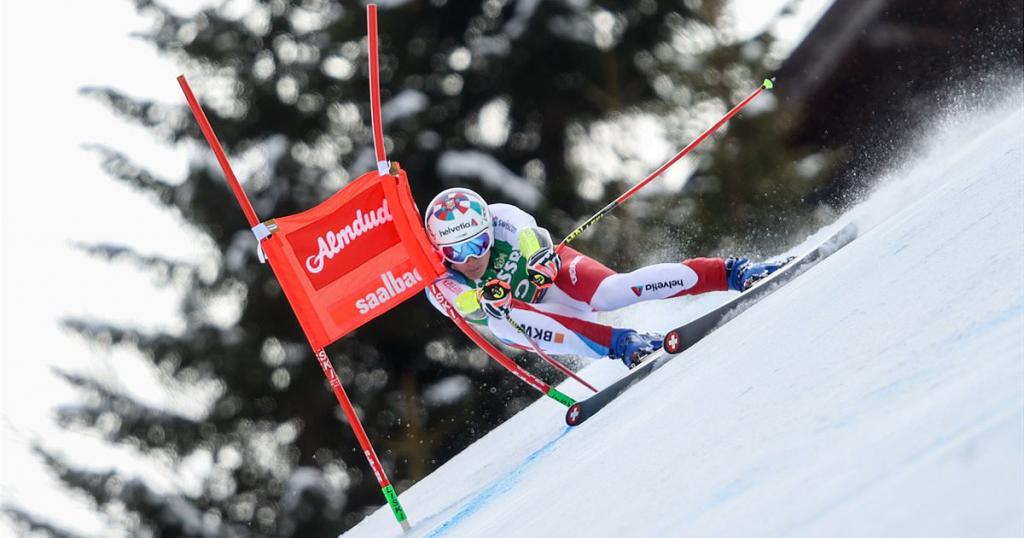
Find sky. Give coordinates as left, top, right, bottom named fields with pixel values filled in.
left=0, top=2, right=215, bottom=533
left=0, top=1, right=834, bottom=534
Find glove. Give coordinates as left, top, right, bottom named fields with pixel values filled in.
left=477, top=278, right=513, bottom=319
left=526, top=247, right=560, bottom=289
left=454, top=289, right=486, bottom=322
left=517, top=227, right=559, bottom=289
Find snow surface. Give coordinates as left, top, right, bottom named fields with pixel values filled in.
left=346, top=100, right=1024, bottom=537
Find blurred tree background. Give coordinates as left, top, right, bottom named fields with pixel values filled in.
left=6, top=0, right=836, bottom=536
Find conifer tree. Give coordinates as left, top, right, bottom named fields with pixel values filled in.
left=6, top=1, right=822, bottom=535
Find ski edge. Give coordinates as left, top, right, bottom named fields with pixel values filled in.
left=664, top=222, right=858, bottom=354
left=565, top=222, right=859, bottom=427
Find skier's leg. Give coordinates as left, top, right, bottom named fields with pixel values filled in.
left=724, top=256, right=793, bottom=291
left=551, top=248, right=617, bottom=308
left=588, top=257, right=729, bottom=310
left=494, top=302, right=661, bottom=366
left=491, top=303, right=614, bottom=359
left=535, top=283, right=599, bottom=318
left=554, top=247, right=729, bottom=311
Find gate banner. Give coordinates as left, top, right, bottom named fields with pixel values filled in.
left=262, top=167, right=446, bottom=349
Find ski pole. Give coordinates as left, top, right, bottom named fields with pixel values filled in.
left=503, top=313, right=599, bottom=393
left=178, top=73, right=412, bottom=532
left=558, top=79, right=775, bottom=249
left=428, top=284, right=577, bottom=407
left=476, top=280, right=597, bottom=392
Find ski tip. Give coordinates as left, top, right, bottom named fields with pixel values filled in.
left=763, top=77, right=775, bottom=90
left=663, top=330, right=683, bottom=354
left=566, top=402, right=584, bottom=426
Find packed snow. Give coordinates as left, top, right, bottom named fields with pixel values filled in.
left=345, top=97, right=1024, bottom=537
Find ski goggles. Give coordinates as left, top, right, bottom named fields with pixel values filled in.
left=440, top=231, right=492, bottom=264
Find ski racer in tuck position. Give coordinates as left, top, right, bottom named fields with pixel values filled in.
left=424, top=188, right=786, bottom=366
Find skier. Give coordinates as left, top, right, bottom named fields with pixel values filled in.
left=424, top=188, right=787, bottom=366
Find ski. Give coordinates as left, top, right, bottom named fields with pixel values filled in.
left=565, top=223, right=859, bottom=426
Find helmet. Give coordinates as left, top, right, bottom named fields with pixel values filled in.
left=424, top=188, right=493, bottom=264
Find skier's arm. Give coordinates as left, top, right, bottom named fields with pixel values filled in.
left=462, top=280, right=613, bottom=359
left=517, top=227, right=560, bottom=289
left=425, top=275, right=487, bottom=325
left=489, top=301, right=614, bottom=359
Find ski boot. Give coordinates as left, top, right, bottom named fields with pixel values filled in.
left=726, top=256, right=793, bottom=291
left=610, top=329, right=663, bottom=368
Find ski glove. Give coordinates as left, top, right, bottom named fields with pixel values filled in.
left=526, top=247, right=560, bottom=289
left=517, top=227, right=559, bottom=289
left=453, top=280, right=512, bottom=321
left=454, top=289, right=487, bottom=322
left=478, top=278, right=513, bottom=319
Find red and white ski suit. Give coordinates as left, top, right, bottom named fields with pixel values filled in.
left=428, top=204, right=730, bottom=358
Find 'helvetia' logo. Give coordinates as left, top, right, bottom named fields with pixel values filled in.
left=306, top=200, right=393, bottom=274
left=356, top=269, right=424, bottom=314
left=436, top=219, right=478, bottom=238
left=631, top=279, right=687, bottom=297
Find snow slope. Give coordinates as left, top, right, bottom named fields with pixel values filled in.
left=346, top=99, right=1024, bottom=537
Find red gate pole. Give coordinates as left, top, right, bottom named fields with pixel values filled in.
left=368, top=4, right=578, bottom=406
left=177, top=74, right=411, bottom=531
left=312, top=349, right=409, bottom=529
left=503, top=311, right=598, bottom=393
left=428, top=285, right=577, bottom=407
left=177, top=76, right=259, bottom=228
left=367, top=4, right=389, bottom=176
